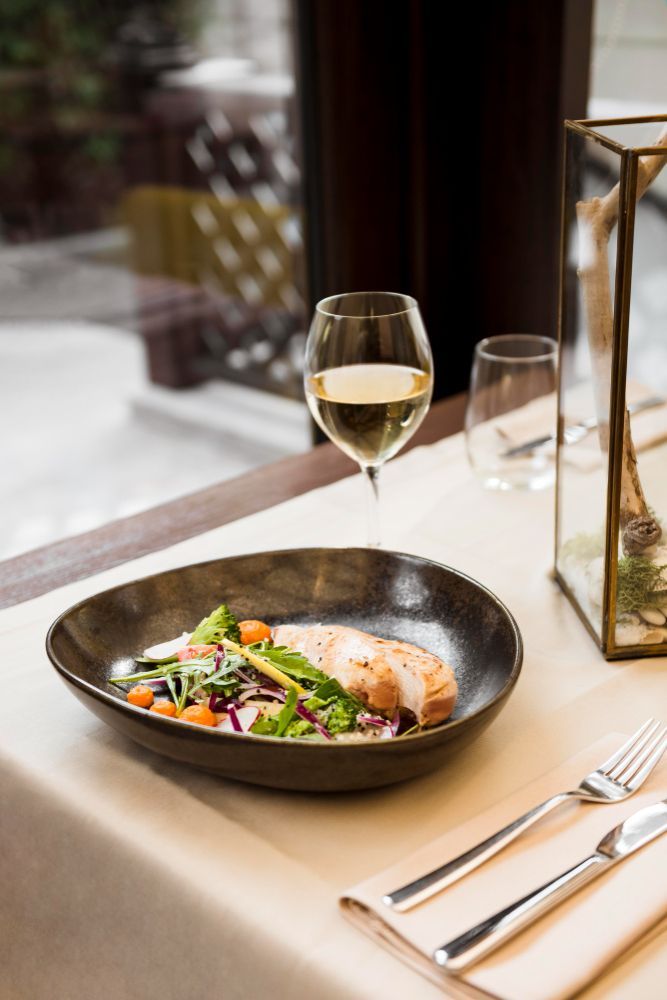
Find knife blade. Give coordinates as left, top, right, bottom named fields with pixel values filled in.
left=434, top=798, right=667, bottom=972
left=500, top=394, right=666, bottom=459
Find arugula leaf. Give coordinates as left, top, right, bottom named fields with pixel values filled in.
left=274, top=686, right=298, bottom=737
left=204, top=655, right=243, bottom=686
left=250, top=716, right=278, bottom=736
left=134, top=654, right=179, bottom=665
left=165, top=673, right=179, bottom=705
left=176, top=673, right=190, bottom=715
left=249, top=641, right=328, bottom=685
left=189, top=604, right=241, bottom=645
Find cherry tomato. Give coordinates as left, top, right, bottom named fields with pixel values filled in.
left=238, top=620, right=272, bottom=645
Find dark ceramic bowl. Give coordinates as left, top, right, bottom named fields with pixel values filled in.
left=46, top=548, right=522, bottom=791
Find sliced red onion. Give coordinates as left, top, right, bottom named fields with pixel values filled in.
left=214, top=644, right=225, bottom=670
left=357, top=713, right=390, bottom=728
left=379, top=711, right=402, bottom=739
left=214, top=696, right=242, bottom=712
left=218, top=705, right=260, bottom=734
left=227, top=704, right=243, bottom=732
left=234, top=665, right=256, bottom=685
left=238, top=686, right=287, bottom=703
left=294, top=703, right=332, bottom=741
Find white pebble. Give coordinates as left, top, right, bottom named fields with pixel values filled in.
left=615, top=623, right=645, bottom=646
left=638, top=606, right=666, bottom=626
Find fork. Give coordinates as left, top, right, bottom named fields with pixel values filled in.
left=383, top=719, right=666, bottom=912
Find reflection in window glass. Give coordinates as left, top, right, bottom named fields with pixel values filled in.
left=0, top=0, right=309, bottom=560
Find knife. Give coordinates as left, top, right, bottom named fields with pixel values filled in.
left=500, top=395, right=665, bottom=459
left=433, top=798, right=667, bottom=972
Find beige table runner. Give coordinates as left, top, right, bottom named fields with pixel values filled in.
left=1, top=432, right=666, bottom=1000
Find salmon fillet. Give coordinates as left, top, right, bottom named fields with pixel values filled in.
left=272, top=624, right=457, bottom=727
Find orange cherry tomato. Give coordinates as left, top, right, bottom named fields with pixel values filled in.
left=179, top=704, right=218, bottom=727
left=150, top=699, right=177, bottom=717
left=238, top=620, right=272, bottom=645
left=127, top=684, right=154, bottom=708
left=177, top=644, right=217, bottom=662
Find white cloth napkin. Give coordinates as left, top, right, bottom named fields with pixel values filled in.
left=341, top=735, right=667, bottom=1000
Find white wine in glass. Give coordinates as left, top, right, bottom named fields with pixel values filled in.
left=304, top=292, right=433, bottom=546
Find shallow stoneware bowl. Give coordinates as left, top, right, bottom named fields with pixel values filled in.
left=46, top=548, right=522, bottom=792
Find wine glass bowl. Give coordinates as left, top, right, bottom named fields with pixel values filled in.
left=304, top=292, right=433, bottom=545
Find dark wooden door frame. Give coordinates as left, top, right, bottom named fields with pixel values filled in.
left=295, top=0, right=593, bottom=401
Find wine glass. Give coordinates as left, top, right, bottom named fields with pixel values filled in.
left=304, top=291, right=433, bottom=546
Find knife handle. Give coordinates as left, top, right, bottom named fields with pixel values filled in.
left=433, top=853, right=609, bottom=972
left=384, top=792, right=571, bottom=912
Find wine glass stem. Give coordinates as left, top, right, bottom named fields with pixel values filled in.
left=361, top=464, right=381, bottom=548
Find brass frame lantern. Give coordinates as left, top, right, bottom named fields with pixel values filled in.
left=555, top=115, right=667, bottom=659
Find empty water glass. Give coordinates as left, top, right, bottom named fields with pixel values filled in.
left=465, top=334, right=558, bottom=490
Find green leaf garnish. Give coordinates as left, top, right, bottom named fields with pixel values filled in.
left=134, top=654, right=179, bottom=665
left=176, top=673, right=190, bottom=715
left=250, top=716, right=278, bottom=736
left=275, top=686, right=298, bottom=737
left=249, top=641, right=328, bottom=685
left=189, top=604, right=240, bottom=645
left=304, top=677, right=365, bottom=734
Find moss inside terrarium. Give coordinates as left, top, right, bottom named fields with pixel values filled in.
left=560, top=530, right=605, bottom=563
left=560, top=531, right=667, bottom=616
left=616, top=557, right=667, bottom=614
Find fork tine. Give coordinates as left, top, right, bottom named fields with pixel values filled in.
left=598, top=718, right=656, bottom=775
left=607, top=719, right=660, bottom=780
left=617, top=727, right=667, bottom=788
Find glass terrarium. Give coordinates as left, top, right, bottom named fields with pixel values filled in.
left=555, top=116, right=667, bottom=658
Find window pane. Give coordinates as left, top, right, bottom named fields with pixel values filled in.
left=0, top=0, right=309, bottom=560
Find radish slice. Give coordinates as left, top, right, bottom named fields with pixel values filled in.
left=143, top=632, right=191, bottom=660
left=218, top=706, right=260, bottom=733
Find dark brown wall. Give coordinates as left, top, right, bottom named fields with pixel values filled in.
left=297, top=0, right=593, bottom=399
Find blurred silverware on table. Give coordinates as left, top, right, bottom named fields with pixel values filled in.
left=383, top=719, right=666, bottom=912
left=434, top=796, right=667, bottom=971
left=501, top=394, right=666, bottom=459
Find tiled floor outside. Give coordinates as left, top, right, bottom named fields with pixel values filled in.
left=0, top=318, right=310, bottom=562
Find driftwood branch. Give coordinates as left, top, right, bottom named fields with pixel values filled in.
left=576, top=124, right=667, bottom=555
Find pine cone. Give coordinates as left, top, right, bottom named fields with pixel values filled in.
left=622, top=515, right=662, bottom=556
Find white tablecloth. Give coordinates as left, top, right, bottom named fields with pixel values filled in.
left=1, top=432, right=666, bottom=1000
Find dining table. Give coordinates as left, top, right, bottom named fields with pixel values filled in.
left=1, top=391, right=665, bottom=1000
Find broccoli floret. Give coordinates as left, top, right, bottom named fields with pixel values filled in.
left=323, top=698, right=359, bottom=734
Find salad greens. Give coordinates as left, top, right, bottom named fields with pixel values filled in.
left=111, top=602, right=408, bottom=742
left=189, top=603, right=241, bottom=645
left=248, top=641, right=329, bottom=685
